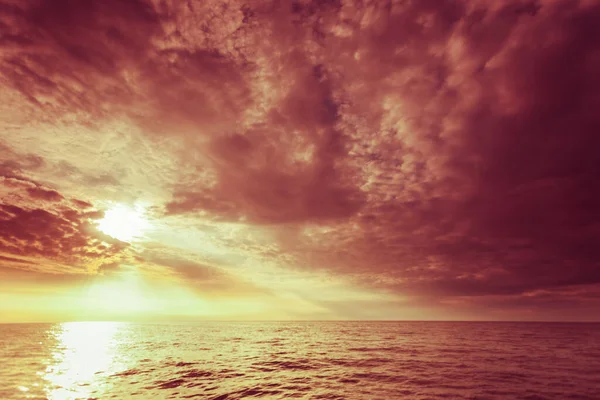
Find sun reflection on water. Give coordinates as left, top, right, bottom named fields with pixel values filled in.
left=43, top=322, right=128, bottom=400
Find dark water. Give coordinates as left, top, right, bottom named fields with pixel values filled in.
left=1, top=321, right=599, bottom=399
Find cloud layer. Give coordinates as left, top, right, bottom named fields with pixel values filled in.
left=1, top=0, right=599, bottom=319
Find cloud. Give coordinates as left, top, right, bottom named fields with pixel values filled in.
left=0, top=174, right=129, bottom=274
left=0, top=203, right=125, bottom=263
left=1, top=0, right=599, bottom=318
left=165, top=66, right=366, bottom=223
left=295, top=0, right=600, bottom=301
left=0, top=141, right=45, bottom=180
left=24, top=186, right=64, bottom=201
left=0, top=0, right=160, bottom=116
left=2, top=0, right=366, bottom=225
left=0, top=254, right=34, bottom=265
left=2, top=174, right=77, bottom=207
left=237, top=0, right=600, bottom=309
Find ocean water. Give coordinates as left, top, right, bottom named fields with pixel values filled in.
left=0, top=322, right=599, bottom=400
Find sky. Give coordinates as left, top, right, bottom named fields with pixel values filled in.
left=0, top=0, right=599, bottom=322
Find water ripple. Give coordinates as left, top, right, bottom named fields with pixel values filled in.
left=1, top=321, right=599, bottom=399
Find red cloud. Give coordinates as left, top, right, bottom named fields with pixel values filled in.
left=166, top=65, right=365, bottom=223
left=2, top=0, right=600, bottom=316
left=0, top=202, right=127, bottom=272
left=0, top=0, right=160, bottom=116
left=25, top=186, right=64, bottom=202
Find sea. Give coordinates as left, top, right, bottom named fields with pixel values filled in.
left=0, top=321, right=599, bottom=400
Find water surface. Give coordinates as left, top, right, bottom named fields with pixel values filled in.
left=1, top=321, right=599, bottom=399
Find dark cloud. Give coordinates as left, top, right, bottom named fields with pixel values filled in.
left=267, top=0, right=600, bottom=307
left=0, top=202, right=127, bottom=270
left=166, top=64, right=365, bottom=223
left=1, top=172, right=68, bottom=204
left=25, top=186, right=64, bottom=201
left=0, top=0, right=160, bottom=116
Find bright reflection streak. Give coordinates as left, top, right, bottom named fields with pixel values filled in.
left=43, top=322, right=129, bottom=400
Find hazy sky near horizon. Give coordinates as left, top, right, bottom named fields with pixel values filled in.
left=1, top=0, right=599, bottom=322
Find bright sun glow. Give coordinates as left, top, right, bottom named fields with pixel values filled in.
left=97, top=205, right=149, bottom=242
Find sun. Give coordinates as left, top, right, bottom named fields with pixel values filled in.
left=97, top=204, right=149, bottom=242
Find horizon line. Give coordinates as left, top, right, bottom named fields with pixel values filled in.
left=2, top=319, right=599, bottom=324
